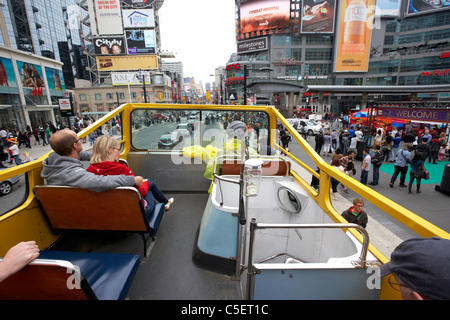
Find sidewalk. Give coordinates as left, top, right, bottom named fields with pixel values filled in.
left=17, top=133, right=122, bottom=162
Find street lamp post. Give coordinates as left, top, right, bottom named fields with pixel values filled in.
left=243, top=65, right=274, bottom=105
left=139, top=68, right=147, bottom=103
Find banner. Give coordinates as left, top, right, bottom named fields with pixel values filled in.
left=380, top=108, right=450, bottom=123
left=93, top=36, right=126, bottom=55
left=96, top=55, right=158, bottom=71
left=111, top=72, right=151, bottom=85
left=122, top=9, right=155, bottom=28
left=125, top=30, right=156, bottom=54
left=334, top=0, right=375, bottom=72
left=94, top=0, right=123, bottom=35
left=301, top=0, right=336, bottom=33
left=240, top=0, right=290, bottom=33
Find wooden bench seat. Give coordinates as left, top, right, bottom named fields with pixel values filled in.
left=220, top=158, right=291, bottom=176
left=33, top=185, right=165, bottom=257
left=0, top=250, right=140, bottom=300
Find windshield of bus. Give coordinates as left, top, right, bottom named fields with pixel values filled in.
left=130, top=109, right=270, bottom=153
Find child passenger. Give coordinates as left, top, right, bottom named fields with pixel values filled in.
left=87, top=136, right=174, bottom=213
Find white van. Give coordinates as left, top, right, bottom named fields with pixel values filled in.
left=286, top=118, right=322, bottom=135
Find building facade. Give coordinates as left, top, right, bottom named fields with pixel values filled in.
left=230, top=0, right=450, bottom=117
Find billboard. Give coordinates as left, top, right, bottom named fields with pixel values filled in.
left=240, top=0, right=290, bottom=33
left=94, top=0, right=123, bottom=35
left=111, top=72, right=151, bottom=85
left=375, top=0, right=402, bottom=16
left=407, top=0, right=450, bottom=15
left=0, top=57, right=17, bottom=87
left=301, top=0, right=337, bottom=33
left=16, top=61, right=45, bottom=88
left=126, top=30, right=156, bottom=54
left=93, top=36, right=126, bottom=55
left=122, top=9, right=155, bottom=28
left=237, top=37, right=268, bottom=53
left=96, top=55, right=158, bottom=71
left=45, top=67, right=65, bottom=91
left=334, top=0, right=375, bottom=72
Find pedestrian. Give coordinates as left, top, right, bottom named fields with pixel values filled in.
left=341, top=198, right=368, bottom=228
left=32, top=127, right=40, bottom=146
left=360, top=147, right=371, bottom=185
left=429, top=136, right=440, bottom=164
left=391, top=133, right=401, bottom=162
left=381, top=135, right=393, bottom=162
left=279, top=128, right=291, bottom=154
left=330, top=159, right=344, bottom=201
left=380, top=237, right=450, bottom=300
left=374, top=129, right=383, bottom=147
left=314, top=130, right=324, bottom=155
left=408, top=151, right=425, bottom=194
left=6, top=138, right=21, bottom=165
left=390, top=145, right=413, bottom=188
left=369, top=145, right=383, bottom=186
left=331, top=129, right=338, bottom=152
left=39, top=127, right=47, bottom=146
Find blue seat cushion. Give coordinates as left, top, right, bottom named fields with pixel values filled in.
left=39, top=250, right=140, bottom=300
left=146, top=203, right=165, bottom=236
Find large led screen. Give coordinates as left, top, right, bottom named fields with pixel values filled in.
left=334, top=0, right=376, bottom=72
left=407, top=0, right=450, bottom=15
left=240, top=0, right=291, bottom=33
left=301, top=0, right=336, bottom=33
left=126, top=30, right=156, bottom=54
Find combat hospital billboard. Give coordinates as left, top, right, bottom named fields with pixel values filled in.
left=334, top=0, right=376, bottom=72
left=240, top=0, right=291, bottom=33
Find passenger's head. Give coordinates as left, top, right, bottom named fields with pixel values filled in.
left=90, top=135, right=121, bottom=164
left=49, top=129, right=81, bottom=157
left=352, top=198, right=364, bottom=212
left=226, top=121, right=246, bottom=140
left=381, top=237, right=450, bottom=300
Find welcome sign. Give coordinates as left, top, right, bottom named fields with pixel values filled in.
left=381, top=108, right=450, bottom=123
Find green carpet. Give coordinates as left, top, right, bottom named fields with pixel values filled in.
left=378, top=161, right=450, bottom=184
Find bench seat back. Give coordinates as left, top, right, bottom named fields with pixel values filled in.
left=33, top=186, right=149, bottom=232
left=0, top=250, right=140, bottom=300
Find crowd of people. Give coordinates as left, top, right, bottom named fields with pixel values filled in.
left=309, top=119, right=449, bottom=196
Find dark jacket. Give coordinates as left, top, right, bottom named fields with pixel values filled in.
left=341, top=207, right=368, bottom=228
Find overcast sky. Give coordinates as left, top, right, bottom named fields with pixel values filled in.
left=158, top=0, right=236, bottom=87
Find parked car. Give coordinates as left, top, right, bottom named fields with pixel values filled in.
left=158, top=131, right=183, bottom=149
left=0, top=168, right=20, bottom=196
left=286, top=118, right=322, bottom=135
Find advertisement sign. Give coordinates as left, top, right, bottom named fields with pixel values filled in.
left=407, top=0, right=450, bottom=15
left=0, top=57, right=17, bottom=87
left=94, top=0, right=123, bottom=35
left=240, top=0, right=290, bottom=33
left=375, top=0, right=402, bottom=16
left=111, top=72, right=151, bottom=85
left=122, top=0, right=154, bottom=7
left=93, top=36, right=126, bottom=55
left=126, top=30, right=156, bottom=54
left=16, top=61, right=45, bottom=88
left=122, top=9, right=155, bottom=28
left=45, top=67, right=65, bottom=91
left=380, top=108, right=450, bottom=123
left=334, top=0, right=375, bottom=72
left=301, top=0, right=336, bottom=33
left=96, top=55, right=158, bottom=71
left=58, top=98, right=74, bottom=117
left=237, top=37, right=268, bottom=53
